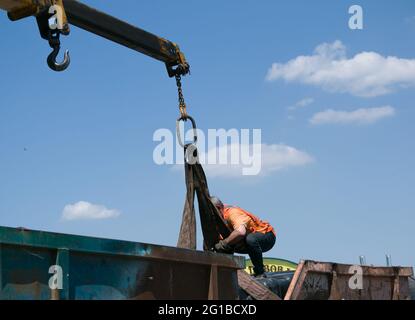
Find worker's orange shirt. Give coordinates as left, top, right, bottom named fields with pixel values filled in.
left=223, top=205, right=276, bottom=235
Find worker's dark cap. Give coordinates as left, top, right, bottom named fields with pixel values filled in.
left=210, top=196, right=224, bottom=210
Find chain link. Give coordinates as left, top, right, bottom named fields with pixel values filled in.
left=175, top=74, right=188, bottom=119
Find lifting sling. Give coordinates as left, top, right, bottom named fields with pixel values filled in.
left=173, top=107, right=281, bottom=300
left=177, top=144, right=231, bottom=250
left=174, top=75, right=231, bottom=251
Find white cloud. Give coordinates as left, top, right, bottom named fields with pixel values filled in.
left=174, top=143, right=314, bottom=178
left=310, top=106, right=395, bottom=125
left=62, top=201, right=121, bottom=221
left=288, top=97, right=314, bottom=110
left=266, top=40, right=415, bottom=97
left=256, top=144, right=314, bottom=176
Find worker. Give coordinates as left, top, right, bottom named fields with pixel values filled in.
left=211, top=196, right=276, bottom=277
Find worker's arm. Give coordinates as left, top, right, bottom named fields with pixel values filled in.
left=224, top=225, right=247, bottom=246
left=214, top=224, right=246, bottom=252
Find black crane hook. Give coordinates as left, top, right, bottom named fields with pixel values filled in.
left=47, top=32, right=70, bottom=72
left=47, top=46, right=70, bottom=72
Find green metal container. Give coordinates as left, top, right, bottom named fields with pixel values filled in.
left=0, top=226, right=244, bottom=300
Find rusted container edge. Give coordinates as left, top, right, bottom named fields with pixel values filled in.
left=0, top=226, right=245, bottom=269
left=299, top=260, right=413, bottom=277
left=284, top=259, right=414, bottom=300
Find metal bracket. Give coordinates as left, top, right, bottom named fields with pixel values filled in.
left=35, top=1, right=70, bottom=71
left=36, top=1, right=70, bottom=40
left=166, top=44, right=190, bottom=77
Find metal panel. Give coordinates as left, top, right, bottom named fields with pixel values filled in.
left=0, top=244, right=2, bottom=295
left=0, top=226, right=244, bottom=269
left=285, top=260, right=414, bottom=300
left=0, top=243, right=54, bottom=300
left=56, top=248, right=70, bottom=300
left=0, top=0, right=32, bottom=11
left=0, top=226, right=244, bottom=300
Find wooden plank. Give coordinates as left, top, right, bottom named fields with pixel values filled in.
left=237, top=270, right=281, bottom=300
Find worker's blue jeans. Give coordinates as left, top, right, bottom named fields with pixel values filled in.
left=235, top=231, right=276, bottom=275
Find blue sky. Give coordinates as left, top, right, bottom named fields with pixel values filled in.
left=1, top=0, right=414, bottom=267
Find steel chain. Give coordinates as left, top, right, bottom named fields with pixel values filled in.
left=175, top=74, right=188, bottom=119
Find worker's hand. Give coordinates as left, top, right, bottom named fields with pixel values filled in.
left=214, top=240, right=233, bottom=253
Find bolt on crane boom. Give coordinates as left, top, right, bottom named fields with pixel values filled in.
left=0, top=0, right=189, bottom=76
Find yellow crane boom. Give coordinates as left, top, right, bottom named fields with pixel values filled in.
left=0, top=0, right=189, bottom=75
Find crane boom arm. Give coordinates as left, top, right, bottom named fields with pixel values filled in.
left=0, top=0, right=189, bottom=76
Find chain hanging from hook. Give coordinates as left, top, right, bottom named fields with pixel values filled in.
left=175, top=74, right=188, bottom=119
left=175, top=72, right=198, bottom=148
